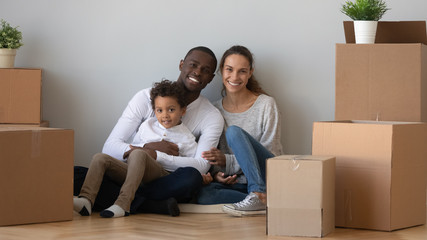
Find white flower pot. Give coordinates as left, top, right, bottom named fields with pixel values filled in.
left=354, top=21, right=378, bottom=44
left=0, top=49, right=17, bottom=68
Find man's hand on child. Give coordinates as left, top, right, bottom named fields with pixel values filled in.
left=144, top=140, right=179, bottom=156
left=123, top=145, right=157, bottom=160
left=202, top=148, right=226, bottom=167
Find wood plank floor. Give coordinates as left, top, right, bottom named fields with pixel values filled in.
left=0, top=211, right=426, bottom=240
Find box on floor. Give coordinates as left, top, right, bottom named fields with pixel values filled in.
left=267, top=155, right=335, bottom=237
left=0, top=126, right=74, bottom=226
left=335, top=21, right=427, bottom=121
left=312, top=120, right=427, bottom=231
left=0, top=68, right=42, bottom=124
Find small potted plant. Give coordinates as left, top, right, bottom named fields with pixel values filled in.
left=0, top=19, right=23, bottom=68
left=341, top=0, right=389, bottom=44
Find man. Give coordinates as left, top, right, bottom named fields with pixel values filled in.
left=74, top=46, right=223, bottom=216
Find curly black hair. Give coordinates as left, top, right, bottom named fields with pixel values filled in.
left=150, top=80, right=187, bottom=110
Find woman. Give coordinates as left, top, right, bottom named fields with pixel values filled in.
left=198, top=45, right=283, bottom=216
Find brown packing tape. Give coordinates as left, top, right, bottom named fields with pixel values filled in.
left=344, top=190, right=352, bottom=225
left=31, top=129, right=41, bottom=158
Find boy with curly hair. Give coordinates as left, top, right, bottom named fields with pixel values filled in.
left=74, top=80, right=198, bottom=218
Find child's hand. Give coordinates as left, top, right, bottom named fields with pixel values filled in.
left=123, top=145, right=157, bottom=159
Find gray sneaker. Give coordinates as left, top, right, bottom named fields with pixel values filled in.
left=222, top=192, right=266, bottom=217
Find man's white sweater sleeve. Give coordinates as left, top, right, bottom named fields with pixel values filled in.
left=102, top=89, right=152, bottom=161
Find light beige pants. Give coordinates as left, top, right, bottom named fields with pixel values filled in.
left=79, top=149, right=169, bottom=211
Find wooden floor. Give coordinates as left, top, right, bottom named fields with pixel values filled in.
left=1, top=211, right=426, bottom=240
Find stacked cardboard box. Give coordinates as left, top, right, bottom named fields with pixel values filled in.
left=0, top=127, right=74, bottom=226
left=336, top=21, right=427, bottom=121
left=312, top=121, right=427, bottom=231
left=312, top=21, right=427, bottom=232
left=0, top=68, right=74, bottom=226
left=0, top=68, right=43, bottom=124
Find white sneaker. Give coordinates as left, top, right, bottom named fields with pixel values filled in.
left=222, top=192, right=266, bottom=217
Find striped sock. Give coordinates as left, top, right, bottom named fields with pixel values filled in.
left=100, top=204, right=130, bottom=218
left=73, top=197, right=92, bottom=216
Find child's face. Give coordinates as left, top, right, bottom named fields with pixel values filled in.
left=154, top=96, right=186, bottom=129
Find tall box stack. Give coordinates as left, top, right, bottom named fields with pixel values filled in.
left=0, top=68, right=71, bottom=226
left=0, top=68, right=43, bottom=124
left=312, top=121, right=427, bottom=231
left=335, top=21, right=427, bottom=121
left=267, top=155, right=335, bottom=237
left=0, top=126, right=74, bottom=226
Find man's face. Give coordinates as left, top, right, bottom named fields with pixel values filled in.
left=177, top=50, right=216, bottom=93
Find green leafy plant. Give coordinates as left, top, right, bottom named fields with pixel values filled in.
left=341, top=0, right=389, bottom=21
left=0, top=19, right=23, bottom=49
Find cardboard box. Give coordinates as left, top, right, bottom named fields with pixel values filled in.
left=0, top=126, right=74, bottom=226
left=0, top=68, right=42, bottom=124
left=343, top=21, right=427, bottom=44
left=312, top=121, right=427, bottom=231
left=0, top=120, right=50, bottom=128
left=267, top=155, right=335, bottom=237
left=335, top=21, right=427, bottom=122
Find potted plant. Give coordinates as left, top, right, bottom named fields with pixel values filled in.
left=341, top=0, right=389, bottom=44
left=0, top=19, right=23, bottom=68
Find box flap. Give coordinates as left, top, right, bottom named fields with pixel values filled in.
left=344, top=21, right=427, bottom=44
left=270, top=155, right=335, bottom=162
left=0, top=126, right=67, bottom=132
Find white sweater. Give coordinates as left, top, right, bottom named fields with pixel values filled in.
left=130, top=117, right=198, bottom=172
left=102, top=88, right=224, bottom=174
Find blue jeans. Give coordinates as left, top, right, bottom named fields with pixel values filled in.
left=197, top=182, right=247, bottom=204
left=226, top=125, right=273, bottom=193
left=197, top=125, right=274, bottom=204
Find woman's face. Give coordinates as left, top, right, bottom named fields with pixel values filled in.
left=222, top=54, right=253, bottom=94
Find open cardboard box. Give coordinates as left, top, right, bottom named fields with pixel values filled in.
left=343, top=21, right=427, bottom=44
left=336, top=21, right=427, bottom=122
left=312, top=120, right=427, bottom=231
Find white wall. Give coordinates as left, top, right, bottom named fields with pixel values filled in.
left=1, top=0, right=426, bottom=166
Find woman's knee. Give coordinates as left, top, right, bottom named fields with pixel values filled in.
left=225, top=125, right=244, bottom=143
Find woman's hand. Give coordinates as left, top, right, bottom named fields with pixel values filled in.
left=202, top=147, right=226, bottom=167
left=214, top=172, right=237, bottom=185
left=201, top=172, right=213, bottom=185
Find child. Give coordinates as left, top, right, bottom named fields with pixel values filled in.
left=73, top=80, right=197, bottom=218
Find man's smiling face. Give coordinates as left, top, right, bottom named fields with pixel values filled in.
left=177, top=50, right=216, bottom=93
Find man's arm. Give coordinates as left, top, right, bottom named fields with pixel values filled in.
left=102, top=89, right=153, bottom=160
